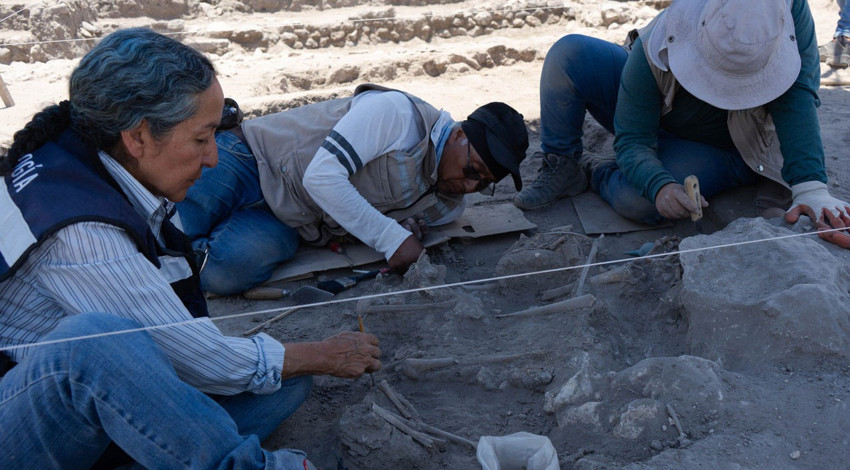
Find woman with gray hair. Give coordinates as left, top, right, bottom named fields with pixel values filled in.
left=0, top=27, right=378, bottom=469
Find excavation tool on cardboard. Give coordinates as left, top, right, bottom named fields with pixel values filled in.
left=317, top=268, right=390, bottom=294
left=242, top=286, right=292, bottom=301
left=684, top=175, right=704, bottom=234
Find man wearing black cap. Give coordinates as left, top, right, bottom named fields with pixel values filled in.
left=177, top=83, right=529, bottom=295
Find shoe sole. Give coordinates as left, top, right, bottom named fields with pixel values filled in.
left=512, top=185, right=588, bottom=210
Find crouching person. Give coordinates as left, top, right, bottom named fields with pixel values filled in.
left=0, top=28, right=380, bottom=469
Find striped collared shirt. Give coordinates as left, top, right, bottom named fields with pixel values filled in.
left=0, top=151, right=285, bottom=395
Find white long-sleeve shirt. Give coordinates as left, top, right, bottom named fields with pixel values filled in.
left=302, top=91, right=464, bottom=259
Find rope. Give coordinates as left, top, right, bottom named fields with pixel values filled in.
left=1, top=225, right=843, bottom=353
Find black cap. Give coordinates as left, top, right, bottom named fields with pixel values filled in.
left=460, top=102, right=529, bottom=191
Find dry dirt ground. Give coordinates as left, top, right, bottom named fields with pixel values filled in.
left=2, top=1, right=850, bottom=469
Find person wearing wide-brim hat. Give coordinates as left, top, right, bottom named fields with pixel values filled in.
left=515, top=0, right=850, bottom=249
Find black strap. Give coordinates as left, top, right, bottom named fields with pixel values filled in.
left=0, top=351, right=16, bottom=377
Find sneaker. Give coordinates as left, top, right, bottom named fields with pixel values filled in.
left=819, top=39, right=849, bottom=68
left=513, top=151, right=588, bottom=210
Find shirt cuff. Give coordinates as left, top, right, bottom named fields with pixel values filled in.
left=249, top=333, right=286, bottom=394
left=374, top=220, right=413, bottom=260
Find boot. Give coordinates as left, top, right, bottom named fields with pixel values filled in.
left=513, top=151, right=588, bottom=210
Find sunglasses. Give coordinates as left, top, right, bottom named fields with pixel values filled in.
left=462, top=141, right=496, bottom=196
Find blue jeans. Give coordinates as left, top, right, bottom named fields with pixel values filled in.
left=0, top=313, right=312, bottom=470
left=836, top=0, right=850, bottom=37
left=540, top=34, right=758, bottom=225
left=178, top=131, right=300, bottom=295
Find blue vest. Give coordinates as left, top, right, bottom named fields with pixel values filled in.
left=0, top=129, right=208, bottom=318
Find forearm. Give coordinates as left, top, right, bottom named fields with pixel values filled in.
left=39, top=223, right=286, bottom=395
left=613, top=38, right=674, bottom=203
left=303, top=159, right=411, bottom=258
left=282, top=332, right=382, bottom=379
left=280, top=341, right=329, bottom=378
left=769, top=0, right=827, bottom=186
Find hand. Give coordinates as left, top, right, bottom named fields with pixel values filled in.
left=785, top=181, right=850, bottom=248
left=282, top=332, right=381, bottom=379
left=388, top=235, right=424, bottom=273
left=317, top=332, right=382, bottom=378
left=655, top=182, right=708, bottom=220
left=400, top=216, right=428, bottom=240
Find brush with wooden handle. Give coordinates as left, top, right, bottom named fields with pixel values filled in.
left=684, top=175, right=704, bottom=234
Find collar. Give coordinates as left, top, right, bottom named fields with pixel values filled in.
left=646, top=10, right=671, bottom=71
left=97, top=151, right=181, bottom=241
left=431, top=111, right=457, bottom=181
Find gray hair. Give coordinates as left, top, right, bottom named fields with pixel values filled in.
left=3, top=28, right=216, bottom=173
left=69, top=27, right=216, bottom=152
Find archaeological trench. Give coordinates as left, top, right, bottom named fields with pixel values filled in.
left=2, top=0, right=850, bottom=469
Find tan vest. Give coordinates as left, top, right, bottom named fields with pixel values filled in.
left=242, top=84, right=463, bottom=245
left=633, top=15, right=788, bottom=188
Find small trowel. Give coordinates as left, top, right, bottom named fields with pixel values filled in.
left=684, top=175, right=704, bottom=234
left=291, top=285, right=335, bottom=305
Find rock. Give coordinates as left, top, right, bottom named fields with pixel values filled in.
left=337, top=404, right=429, bottom=469
left=610, top=356, right=724, bottom=408
left=328, top=65, right=360, bottom=84
left=401, top=253, right=447, bottom=290
left=495, top=229, right=590, bottom=291
left=560, top=401, right=603, bottom=430
left=544, top=351, right=595, bottom=413
left=679, top=218, right=850, bottom=369
left=612, top=399, right=665, bottom=440
left=450, top=292, right=486, bottom=319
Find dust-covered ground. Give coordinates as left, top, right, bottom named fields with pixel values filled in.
left=3, top=0, right=850, bottom=469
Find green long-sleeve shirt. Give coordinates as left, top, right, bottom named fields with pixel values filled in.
left=612, top=0, right=826, bottom=203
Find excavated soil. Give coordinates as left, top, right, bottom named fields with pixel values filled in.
left=2, top=0, right=850, bottom=469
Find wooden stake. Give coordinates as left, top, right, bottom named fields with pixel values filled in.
left=0, top=74, right=14, bottom=108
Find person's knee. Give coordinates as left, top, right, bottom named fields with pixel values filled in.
left=609, top=195, right=663, bottom=226
left=200, top=250, right=283, bottom=295
left=286, top=375, right=312, bottom=408
left=200, top=231, right=298, bottom=295
left=48, top=312, right=141, bottom=339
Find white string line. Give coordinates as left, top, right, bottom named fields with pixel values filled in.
left=0, top=1, right=40, bottom=25
left=2, top=225, right=843, bottom=353
left=0, top=3, right=572, bottom=48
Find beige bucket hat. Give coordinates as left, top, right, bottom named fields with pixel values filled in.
left=658, top=0, right=800, bottom=111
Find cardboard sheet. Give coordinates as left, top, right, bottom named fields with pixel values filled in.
left=571, top=191, right=670, bottom=235
left=265, top=202, right=536, bottom=284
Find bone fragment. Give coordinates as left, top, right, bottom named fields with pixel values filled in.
left=496, top=294, right=595, bottom=318
left=540, top=283, right=574, bottom=301
left=462, top=282, right=499, bottom=292
left=361, top=298, right=458, bottom=314
left=372, top=403, right=475, bottom=450
left=398, top=357, right=458, bottom=379
left=243, top=307, right=301, bottom=336
left=666, top=403, right=686, bottom=440
left=573, top=234, right=603, bottom=297
left=371, top=403, right=442, bottom=450
left=378, top=379, right=414, bottom=420
left=398, top=351, right=545, bottom=379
